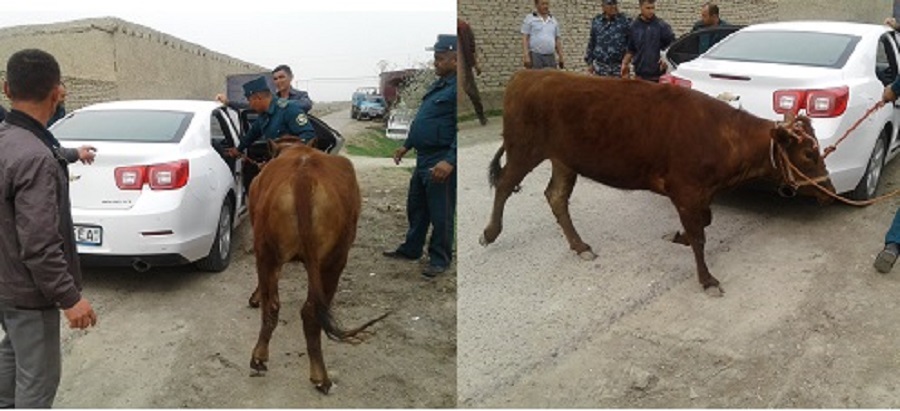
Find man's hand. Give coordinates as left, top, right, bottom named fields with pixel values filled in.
left=63, top=298, right=97, bottom=330
left=658, top=58, right=668, bottom=72
left=393, top=147, right=409, bottom=165
left=886, top=17, right=898, bottom=30
left=76, top=145, right=97, bottom=165
left=558, top=57, right=565, bottom=70
left=215, top=93, right=229, bottom=105
left=587, top=64, right=595, bottom=75
left=620, top=62, right=631, bottom=78
left=226, top=147, right=241, bottom=158
left=474, top=63, right=482, bottom=76
left=430, top=161, right=454, bottom=183
left=523, top=56, right=532, bottom=69
left=883, top=85, right=898, bottom=104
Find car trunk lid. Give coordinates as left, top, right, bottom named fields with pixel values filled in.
left=67, top=142, right=181, bottom=210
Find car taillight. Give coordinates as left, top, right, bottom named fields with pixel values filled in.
left=773, top=90, right=805, bottom=115
left=773, top=86, right=848, bottom=118
left=806, top=86, right=849, bottom=118
left=659, top=73, right=692, bottom=88
left=115, top=167, right=146, bottom=190
left=115, top=160, right=189, bottom=191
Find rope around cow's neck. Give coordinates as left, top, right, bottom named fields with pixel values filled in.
left=783, top=159, right=900, bottom=206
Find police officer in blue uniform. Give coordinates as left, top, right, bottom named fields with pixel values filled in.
left=383, top=35, right=458, bottom=278
left=226, top=76, right=317, bottom=189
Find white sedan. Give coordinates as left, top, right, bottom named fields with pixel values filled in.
left=665, top=21, right=900, bottom=200
left=52, top=100, right=248, bottom=272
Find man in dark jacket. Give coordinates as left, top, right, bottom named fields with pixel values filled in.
left=0, top=49, right=98, bottom=408
left=383, top=35, right=458, bottom=278
left=621, top=0, right=675, bottom=82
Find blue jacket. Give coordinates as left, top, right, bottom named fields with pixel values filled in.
left=405, top=74, right=457, bottom=168
left=238, top=98, right=315, bottom=151
left=627, top=16, right=675, bottom=80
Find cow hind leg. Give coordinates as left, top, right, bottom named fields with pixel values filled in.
left=481, top=149, right=543, bottom=246
left=250, top=253, right=282, bottom=373
left=671, top=197, right=723, bottom=297
left=544, top=160, right=595, bottom=260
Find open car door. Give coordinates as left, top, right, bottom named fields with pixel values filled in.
left=665, top=25, right=743, bottom=69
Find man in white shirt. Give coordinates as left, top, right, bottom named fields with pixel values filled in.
left=521, top=0, right=565, bottom=69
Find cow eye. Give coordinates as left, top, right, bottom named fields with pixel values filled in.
left=805, top=150, right=817, bottom=162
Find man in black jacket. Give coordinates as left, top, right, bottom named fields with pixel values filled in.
left=0, top=49, right=98, bottom=408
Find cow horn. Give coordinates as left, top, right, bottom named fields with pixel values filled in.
left=783, top=111, right=796, bottom=125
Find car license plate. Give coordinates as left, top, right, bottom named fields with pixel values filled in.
left=74, top=225, right=102, bottom=246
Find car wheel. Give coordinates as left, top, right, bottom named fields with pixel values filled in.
left=850, top=132, right=887, bottom=201
left=195, top=196, right=234, bottom=272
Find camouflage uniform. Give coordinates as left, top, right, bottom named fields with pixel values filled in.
left=585, top=12, right=632, bottom=77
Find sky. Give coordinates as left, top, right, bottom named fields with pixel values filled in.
left=0, top=0, right=456, bottom=102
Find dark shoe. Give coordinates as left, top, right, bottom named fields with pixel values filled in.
left=478, top=116, right=488, bottom=126
left=382, top=250, right=418, bottom=261
left=422, top=265, right=448, bottom=279
left=874, top=243, right=899, bottom=274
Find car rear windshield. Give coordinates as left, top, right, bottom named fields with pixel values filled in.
left=53, top=110, right=193, bottom=142
left=705, top=30, right=861, bottom=68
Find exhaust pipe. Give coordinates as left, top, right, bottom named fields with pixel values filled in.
left=131, top=259, right=151, bottom=273
left=777, top=185, right=797, bottom=198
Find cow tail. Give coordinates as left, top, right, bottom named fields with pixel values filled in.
left=488, top=146, right=505, bottom=188
left=294, top=176, right=390, bottom=343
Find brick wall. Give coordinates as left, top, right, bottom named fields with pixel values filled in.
left=458, top=0, right=891, bottom=117
left=0, top=17, right=267, bottom=111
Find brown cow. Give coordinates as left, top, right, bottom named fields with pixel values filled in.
left=247, top=137, right=387, bottom=393
left=481, top=70, right=835, bottom=296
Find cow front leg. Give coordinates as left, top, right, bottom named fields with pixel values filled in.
left=250, top=261, right=281, bottom=373
left=672, top=198, right=723, bottom=297
left=545, top=160, right=595, bottom=260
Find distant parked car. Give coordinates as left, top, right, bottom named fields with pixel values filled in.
left=357, top=95, right=387, bottom=121
left=52, top=100, right=248, bottom=272
left=385, top=109, right=414, bottom=140
left=664, top=21, right=900, bottom=200
left=351, top=87, right=378, bottom=119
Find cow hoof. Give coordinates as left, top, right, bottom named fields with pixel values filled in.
left=577, top=250, right=597, bottom=261
left=248, top=298, right=260, bottom=308
left=314, top=381, right=332, bottom=395
left=479, top=234, right=490, bottom=246
left=704, top=285, right=724, bottom=298
left=250, top=358, right=268, bottom=373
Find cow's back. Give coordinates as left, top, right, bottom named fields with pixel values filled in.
left=502, top=70, right=767, bottom=192
left=250, top=146, right=361, bottom=263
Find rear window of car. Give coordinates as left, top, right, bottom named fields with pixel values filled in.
left=53, top=110, right=193, bottom=142
left=705, top=30, right=861, bottom=68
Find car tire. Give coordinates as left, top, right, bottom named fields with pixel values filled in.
left=195, top=196, right=234, bottom=272
left=849, top=131, right=887, bottom=201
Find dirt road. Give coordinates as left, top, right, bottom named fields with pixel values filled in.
left=52, top=109, right=456, bottom=408
left=456, top=119, right=900, bottom=407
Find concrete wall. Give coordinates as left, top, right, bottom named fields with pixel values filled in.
left=0, top=18, right=267, bottom=111
left=457, top=0, right=892, bottom=117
